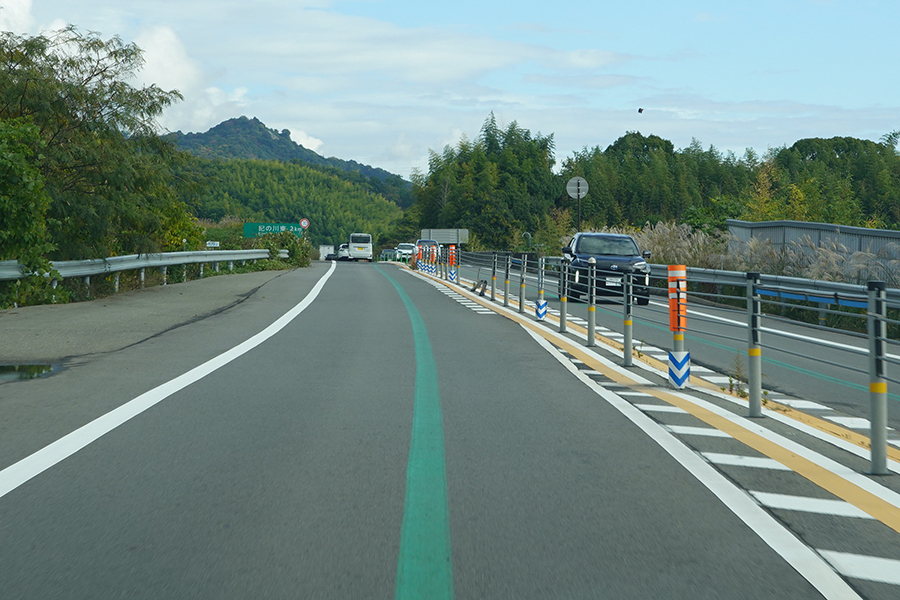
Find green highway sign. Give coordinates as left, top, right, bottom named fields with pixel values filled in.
left=243, top=222, right=307, bottom=238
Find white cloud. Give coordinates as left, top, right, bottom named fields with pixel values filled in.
left=134, top=26, right=203, bottom=95
left=0, top=0, right=34, bottom=33
left=285, top=128, right=324, bottom=152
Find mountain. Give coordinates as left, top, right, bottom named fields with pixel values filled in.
left=169, top=116, right=398, bottom=182
left=169, top=116, right=414, bottom=208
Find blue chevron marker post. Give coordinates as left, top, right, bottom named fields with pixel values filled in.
left=668, top=351, right=690, bottom=388
left=536, top=299, right=548, bottom=320
left=449, top=268, right=457, bottom=282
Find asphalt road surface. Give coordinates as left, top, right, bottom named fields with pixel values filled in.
left=0, top=262, right=889, bottom=598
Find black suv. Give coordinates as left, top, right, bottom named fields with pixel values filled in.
left=560, top=232, right=652, bottom=305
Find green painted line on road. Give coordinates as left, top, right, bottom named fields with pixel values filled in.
left=377, top=266, right=454, bottom=600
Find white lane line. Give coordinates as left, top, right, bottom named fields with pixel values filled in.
left=666, top=425, right=732, bottom=438
left=617, top=391, right=652, bottom=397
left=521, top=325, right=862, bottom=600
left=635, top=404, right=688, bottom=414
left=702, top=376, right=734, bottom=385
left=819, top=551, right=900, bottom=585
left=0, top=261, right=338, bottom=500
left=703, top=453, right=793, bottom=471
left=750, top=492, right=875, bottom=519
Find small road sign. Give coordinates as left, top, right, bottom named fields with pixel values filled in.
left=566, top=176, right=589, bottom=200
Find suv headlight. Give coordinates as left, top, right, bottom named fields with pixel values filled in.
left=634, top=260, right=649, bottom=273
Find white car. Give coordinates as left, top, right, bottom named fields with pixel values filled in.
left=396, top=243, right=416, bottom=259
left=337, top=243, right=350, bottom=261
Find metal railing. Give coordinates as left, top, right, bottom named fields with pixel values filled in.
left=0, top=249, right=287, bottom=284
left=412, top=249, right=898, bottom=475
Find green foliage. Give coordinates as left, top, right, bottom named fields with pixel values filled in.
left=407, top=114, right=561, bottom=249
left=182, top=159, right=403, bottom=248
left=171, top=116, right=414, bottom=208
left=253, top=231, right=316, bottom=268
left=0, top=117, right=65, bottom=308
left=0, top=117, right=52, bottom=266
left=560, top=133, right=754, bottom=231
left=0, top=27, right=194, bottom=260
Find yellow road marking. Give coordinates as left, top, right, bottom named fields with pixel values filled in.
left=420, top=271, right=900, bottom=532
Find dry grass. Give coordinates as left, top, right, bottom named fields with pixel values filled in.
left=594, top=222, right=900, bottom=286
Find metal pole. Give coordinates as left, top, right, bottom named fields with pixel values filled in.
left=491, top=253, right=497, bottom=302
left=518, top=255, right=526, bottom=314
left=747, top=272, right=762, bottom=418
left=504, top=254, right=511, bottom=308
left=587, top=258, right=596, bottom=346
left=536, top=257, right=546, bottom=321
left=559, top=263, right=568, bottom=333
left=868, top=281, right=888, bottom=475
left=623, top=272, right=633, bottom=367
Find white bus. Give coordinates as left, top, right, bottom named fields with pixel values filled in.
left=348, top=233, right=373, bottom=262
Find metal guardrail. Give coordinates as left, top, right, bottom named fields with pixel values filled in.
left=0, top=249, right=288, bottom=282
left=413, top=249, right=899, bottom=475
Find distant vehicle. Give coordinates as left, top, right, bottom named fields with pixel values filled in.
left=381, top=248, right=400, bottom=261
left=337, top=243, right=350, bottom=261
left=319, top=245, right=335, bottom=261
left=325, top=252, right=338, bottom=261
left=349, top=233, right=373, bottom=262
left=396, top=243, right=416, bottom=259
left=561, top=232, right=651, bottom=305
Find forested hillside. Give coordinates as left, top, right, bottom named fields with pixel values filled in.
left=405, top=115, right=900, bottom=251
left=183, top=159, right=403, bottom=247
left=171, top=116, right=414, bottom=208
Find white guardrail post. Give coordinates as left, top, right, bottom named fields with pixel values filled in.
left=867, top=280, right=889, bottom=475
left=559, top=263, right=568, bottom=333
left=747, top=272, right=763, bottom=418
left=504, top=254, right=511, bottom=308
left=491, top=253, right=497, bottom=302
left=587, top=258, right=596, bottom=347
left=518, top=256, right=526, bottom=314
left=536, top=257, right=547, bottom=321
left=623, top=272, right=633, bottom=367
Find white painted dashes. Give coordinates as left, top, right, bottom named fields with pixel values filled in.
left=702, top=453, right=792, bottom=471
left=750, top=492, right=875, bottom=520
left=635, top=403, right=688, bottom=414
left=665, top=425, right=732, bottom=438
left=824, top=416, right=870, bottom=429
left=819, top=551, right=900, bottom=586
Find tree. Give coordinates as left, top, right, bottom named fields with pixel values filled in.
left=0, top=27, right=195, bottom=259
left=406, top=115, right=561, bottom=249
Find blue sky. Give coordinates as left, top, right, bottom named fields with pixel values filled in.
left=2, top=0, right=897, bottom=177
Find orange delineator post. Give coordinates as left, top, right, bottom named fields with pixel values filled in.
left=449, top=245, right=457, bottom=283
left=668, top=265, right=687, bottom=334
left=667, top=265, right=690, bottom=388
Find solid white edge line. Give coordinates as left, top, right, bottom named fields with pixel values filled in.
left=429, top=270, right=900, bottom=474
left=520, top=324, right=862, bottom=600
left=0, top=261, right=338, bottom=499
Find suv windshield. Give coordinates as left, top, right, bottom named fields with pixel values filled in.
left=576, top=236, right=639, bottom=256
